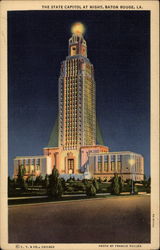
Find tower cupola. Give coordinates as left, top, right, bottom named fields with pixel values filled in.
left=68, top=22, right=87, bottom=57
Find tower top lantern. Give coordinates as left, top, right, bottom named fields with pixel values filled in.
left=71, top=22, right=85, bottom=35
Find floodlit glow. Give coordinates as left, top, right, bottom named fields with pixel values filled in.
left=129, top=159, right=135, bottom=166
left=71, top=22, right=85, bottom=35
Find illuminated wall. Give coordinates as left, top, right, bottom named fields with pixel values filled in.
left=14, top=156, right=52, bottom=179
left=88, top=151, right=144, bottom=181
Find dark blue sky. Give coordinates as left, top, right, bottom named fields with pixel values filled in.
left=8, top=11, right=150, bottom=177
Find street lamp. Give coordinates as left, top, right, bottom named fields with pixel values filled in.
left=129, top=158, right=135, bottom=195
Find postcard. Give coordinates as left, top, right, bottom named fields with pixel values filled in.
left=0, top=1, right=159, bottom=250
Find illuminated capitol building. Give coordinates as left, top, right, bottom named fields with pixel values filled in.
left=14, top=23, right=144, bottom=181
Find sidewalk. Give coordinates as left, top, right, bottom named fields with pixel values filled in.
left=8, top=192, right=148, bottom=200
left=8, top=193, right=111, bottom=200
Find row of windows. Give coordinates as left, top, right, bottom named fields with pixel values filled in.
left=66, top=71, right=78, bottom=75
left=66, top=60, right=79, bottom=66
left=65, top=112, right=78, bottom=116
left=97, top=162, right=118, bottom=172
left=65, top=135, right=81, bottom=139
left=18, top=159, right=40, bottom=165
left=64, top=106, right=78, bottom=110
left=64, top=127, right=79, bottom=131
left=64, top=146, right=79, bottom=150
left=64, top=142, right=80, bottom=146
left=64, top=88, right=79, bottom=94
left=64, top=79, right=79, bottom=83
left=66, top=66, right=78, bottom=70
left=64, top=118, right=79, bottom=121
left=64, top=92, right=81, bottom=98
left=64, top=121, right=81, bottom=124
left=97, top=155, right=122, bottom=162
left=64, top=88, right=79, bottom=92
left=18, top=165, right=40, bottom=173
left=65, top=99, right=80, bottom=104
left=65, top=75, right=79, bottom=79
left=65, top=134, right=78, bottom=137
left=64, top=115, right=80, bottom=119
left=64, top=116, right=79, bottom=120
left=64, top=92, right=80, bottom=96
left=66, top=72, right=78, bottom=76
left=64, top=99, right=79, bottom=104
left=64, top=125, right=80, bottom=129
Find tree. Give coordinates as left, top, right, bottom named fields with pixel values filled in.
left=146, top=177, right=151, bottom=193
left=8, top=176, right=15, bottom=195
left=35, top=175, right=43, bottom=186
left=141, top=174, right=147, bottom=189
left=111, top=174, right=120, bottom=195
left=118, top=176, right=124, bottom=193
left=48, top=167, right=63, bottom=199
left=16, top=165, right=27, bottom=190
left=60, top=178, right=66, bottom=191
left=43, top=174, right=49, bottom=188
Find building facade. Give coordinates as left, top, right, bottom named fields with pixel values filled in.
left=14, top=156, right=52, bottom=179
left=88, top=151, right=144, bottom=181
left=13, top=23, right=144, bottom=181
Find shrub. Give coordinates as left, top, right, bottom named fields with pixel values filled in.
left=60, top=178, right=66, bottom=191
left=100, top=188, right=107, bottom=193
left=92, top=179, right=99, bottom=191
left=66, top=186, right=74, bottom=193
left=34, top=175, right=43, bottom=186
left=48, top=167, right=63, bottom=199
left=146, top=186, right=151, bottom=193
left=82, top=179, right=88, bottom=185
left=103, top=178, right=107, bottom=182
left=97, top=177, right=102, bottom=183
left=72, top=182, right=85, bottom=192
left=118, top=177, right=124, bottom=193
left=134, top=185, right=138, bottom=195
left=67, top=178, right=74, bottom=184
left=86, top=184, right=96, bottom=197
left=111, top=174, right=120, bottom=195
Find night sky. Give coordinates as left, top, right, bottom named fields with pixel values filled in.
left=8, top=11, right=150, bottom=177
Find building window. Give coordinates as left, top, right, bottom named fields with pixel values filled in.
left=117, top=155, right=122, bottom=162
left=25, top=159, right=29, bottom=165
left=117, top=161, right=122, bottom=172
left=25, top=165, right=30, bottom=173
left=111, top=155, right=115, bottom=162
left=31, top=159, right=35, bottom=165
left=36, top=165, right=40, bottom=171
left=111, top=161, right=115, bottom=171
left=36, top=158, right=40, bottom=165
left=104, top=155, right=108, bottom=172
left=98, top=156, right=102, bottom=172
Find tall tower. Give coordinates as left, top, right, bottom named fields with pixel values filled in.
left=58, top=23, right=96, bottom=150
left=43, top=22, right=108, bottom=176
